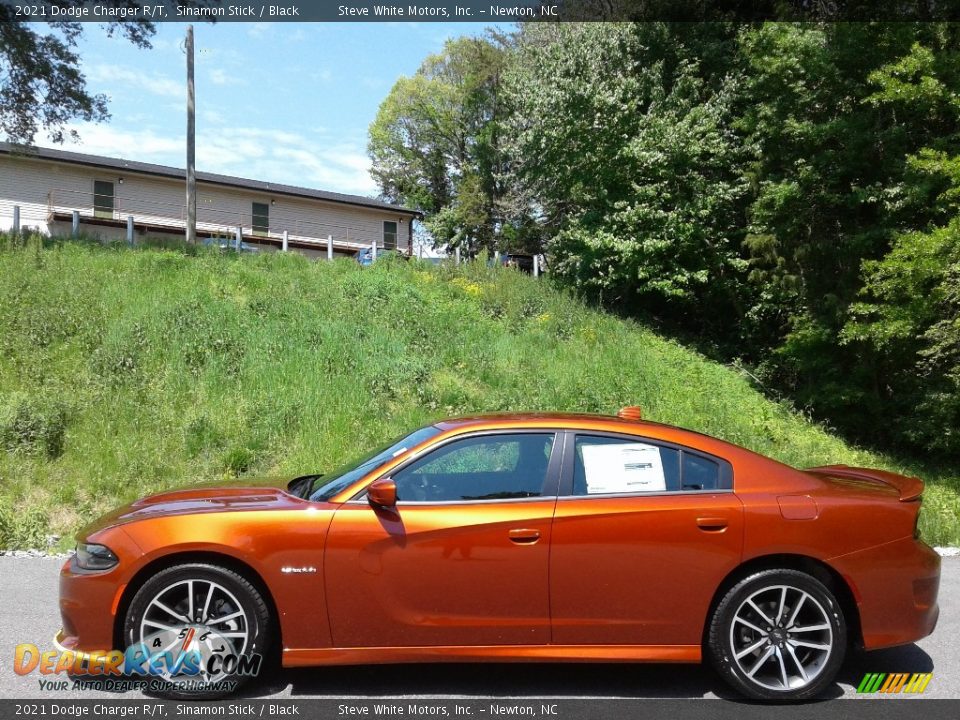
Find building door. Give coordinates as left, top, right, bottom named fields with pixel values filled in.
left=93, top=181, right=114, bottom=219
left=252, top=202, right=269, bottom=236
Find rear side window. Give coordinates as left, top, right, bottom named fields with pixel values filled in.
left=681, top=453, right=720, bottom=491
left=572, top=435, right=729, bottom=495
left=573, top=436, right=679, bottom=495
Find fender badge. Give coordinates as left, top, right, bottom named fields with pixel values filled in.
left=281, top=566, right=317, bottom=574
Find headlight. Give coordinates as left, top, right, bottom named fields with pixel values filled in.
left=75, top=542, right=118, bottom=570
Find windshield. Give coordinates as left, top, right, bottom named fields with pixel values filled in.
left=309, top=425, right=442, bottom=502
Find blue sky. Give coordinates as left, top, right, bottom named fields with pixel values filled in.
left=40, top=22, right=505, bottom=197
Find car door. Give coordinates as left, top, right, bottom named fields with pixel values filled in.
left=550, top=431, right=744, bottom=647
left=325, top=430, right=562, bottom=648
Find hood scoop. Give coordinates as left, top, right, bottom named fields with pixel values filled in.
left=132, top=486, right=282, bottom=506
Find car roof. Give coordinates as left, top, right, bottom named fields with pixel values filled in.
left=435, top=412, right=662, bottom=431
left=430, top=412, right=770, bottom=463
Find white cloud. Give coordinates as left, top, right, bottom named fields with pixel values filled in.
left=198, top=128, right=377, bottom=195
left=86, top=64, right=183, bottom=99
left=208, top=68, right=242, bottom=86
left=35, top=121, right=377, bottom=197
left=311, top=68, right=333, bottom=84
left=201, top=109, right=226, bottom=125
left=146, top=37, right=178, bottom=52
left=360, top=76, right=386, bottom=90
left=37, top=123, right=184, bottom=160
left=246, top=23, right=272, bottom=39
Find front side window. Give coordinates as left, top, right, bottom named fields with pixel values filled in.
left=572, top=435, right=726, bottom=495
left=309, top=425, right=442, bottom=502
left=383, top=221, right=397, bottom=250
left=393, top=433, right=555, bottom=503
left=252, top=202, right=269, bottom=235
left=94, top=180, right=114, bottom=218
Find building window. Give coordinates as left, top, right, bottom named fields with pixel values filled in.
left=252, top=202, right=269, bottom=235
left=93, top=181, right=114, bottom=218
left=383, top=220, right=398, bottom=250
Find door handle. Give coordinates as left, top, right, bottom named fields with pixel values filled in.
left=696, top=517, right=728, bottom=532
left=508, top=528, right=541, bottom=544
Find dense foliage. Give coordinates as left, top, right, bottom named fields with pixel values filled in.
left=1, top=238, right=957, bottom=548
left=0, top=2, right=156, bottom=145
left=369, top=22, right=960, bottom=458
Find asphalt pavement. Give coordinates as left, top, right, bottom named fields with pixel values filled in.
left=0, top=556, right=956, bottom=701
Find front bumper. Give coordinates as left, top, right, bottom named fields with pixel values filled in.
left=830, top=536, right=940, bottom=650
left=58, top=554, right=128, bottom=656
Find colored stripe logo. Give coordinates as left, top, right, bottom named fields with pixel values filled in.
left=857, top=673, right=932, bottom=694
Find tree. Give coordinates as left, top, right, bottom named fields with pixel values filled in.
left=501, top=23, right=751, bottom=340
left=369, top=21, right=960, bottom=456
left=846, top=220, right=960, bottom=454
left=842, top=147, right=960, bottom=455
left=368, top=34, right=514, bottom=254
left=737, top=23, right=960, bottom=448
left=0, top=2, right=155, bottom=145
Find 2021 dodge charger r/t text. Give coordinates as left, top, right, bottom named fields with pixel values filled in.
left=57, top=409, right=940, bottom=701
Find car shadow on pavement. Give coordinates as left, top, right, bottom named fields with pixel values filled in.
left=234, top=643, right=933, bottom=701
left=73, top=643, right=931, bottom=701
left=239, top=662, right=737, bottom=699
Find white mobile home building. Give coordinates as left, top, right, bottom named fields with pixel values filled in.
left=0, top=143, right=418, bottom=258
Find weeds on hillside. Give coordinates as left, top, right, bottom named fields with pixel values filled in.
left=0, top=234, right=958, bottom=548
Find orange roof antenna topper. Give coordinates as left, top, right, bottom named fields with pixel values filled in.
left=617, top=405, right=643, bottom=421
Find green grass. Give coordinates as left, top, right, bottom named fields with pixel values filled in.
left=1, top=233, right=958, bottom=548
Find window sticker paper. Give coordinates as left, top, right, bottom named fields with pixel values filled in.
left=581, top=443, right=666, bottom=494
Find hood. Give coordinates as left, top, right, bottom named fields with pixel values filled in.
left=78, top=476, right=311, bottom=537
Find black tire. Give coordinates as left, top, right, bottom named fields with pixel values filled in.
left=708, top=569, right=846, bottom=701
left=123, top=563, right=272, bottom=699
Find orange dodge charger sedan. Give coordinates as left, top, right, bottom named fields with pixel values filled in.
left=57, top=409, right=940, bottom=701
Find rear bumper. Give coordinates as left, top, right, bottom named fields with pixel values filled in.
left=830, top=536, right=940, bottom=650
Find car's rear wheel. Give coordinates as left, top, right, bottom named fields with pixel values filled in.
left=708, top=569, right=846, bottom=701
left=123, top=563, right=271, bottom=699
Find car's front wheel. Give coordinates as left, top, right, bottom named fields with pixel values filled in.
left=708, top=569, right=846, bottom=701
left=123, top=563, right=272, bottom=699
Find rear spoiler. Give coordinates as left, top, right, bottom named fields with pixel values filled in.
left=806, top=464, right=924, bottom=502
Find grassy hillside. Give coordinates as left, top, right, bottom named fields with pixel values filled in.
left=1, top=235, right=958, bottom=548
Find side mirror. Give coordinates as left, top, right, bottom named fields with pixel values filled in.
left=367, top=478, right=397, bottom=508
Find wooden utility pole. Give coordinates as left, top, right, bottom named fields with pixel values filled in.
left=185, top=25, right=197, bottom=244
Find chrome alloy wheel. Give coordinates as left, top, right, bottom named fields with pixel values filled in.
left=729, top=584, right=834, bottom=692
left=138, top=579, right=250, bottom=681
